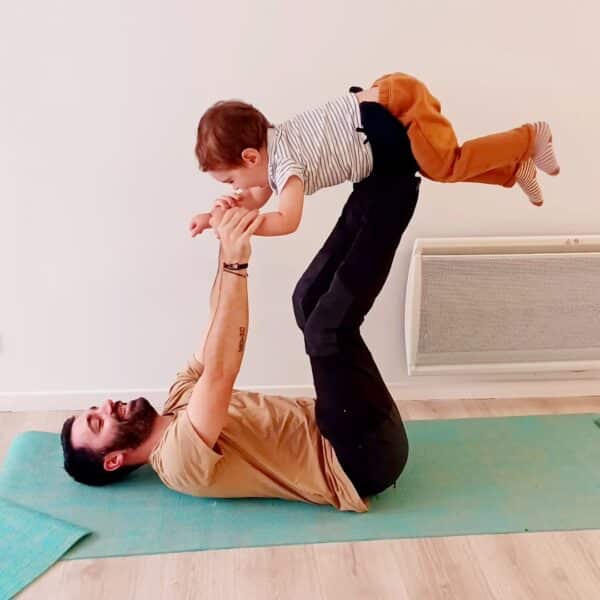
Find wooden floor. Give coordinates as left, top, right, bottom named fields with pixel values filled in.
left=2, top=396, right=600, bottom=600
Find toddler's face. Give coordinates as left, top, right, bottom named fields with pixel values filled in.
left=209, top=147, right=269, bottom=192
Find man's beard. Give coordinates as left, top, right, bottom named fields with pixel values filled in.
left=104, top=397, right=158, bottom=453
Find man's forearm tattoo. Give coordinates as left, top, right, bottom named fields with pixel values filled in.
left=238, top=327, right=247, bottom=352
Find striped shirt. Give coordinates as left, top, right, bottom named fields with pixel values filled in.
left=267, top=93, right=374, bottom=196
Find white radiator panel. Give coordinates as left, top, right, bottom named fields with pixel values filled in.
left=405, top=236, right=600, bottom=375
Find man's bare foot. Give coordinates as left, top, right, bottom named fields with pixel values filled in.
left=356, top=86, right=380, bottom=104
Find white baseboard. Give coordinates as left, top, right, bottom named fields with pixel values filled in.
left=1, top=378, right=599, bottom=412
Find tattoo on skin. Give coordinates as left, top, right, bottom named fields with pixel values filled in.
left=238, top=327, right=247, bottom=352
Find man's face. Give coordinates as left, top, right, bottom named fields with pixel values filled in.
left=70, top=397, right=158, bottom=455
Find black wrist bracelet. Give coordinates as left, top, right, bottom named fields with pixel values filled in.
left=223, top=262, right=248, bottom=271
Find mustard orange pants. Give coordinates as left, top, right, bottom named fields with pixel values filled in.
left=373, top=72, right=535, bottom=187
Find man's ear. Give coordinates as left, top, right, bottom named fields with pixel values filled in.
left=103, top=450, right=127, bottom=472
left=241, top=148, right=259, bottom=164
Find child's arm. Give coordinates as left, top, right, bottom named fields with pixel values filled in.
left=253, top=176, right=304, bottom=237
left=243, top=186, right=273, bottom=210
left=189, top=212, right=213, bottom=237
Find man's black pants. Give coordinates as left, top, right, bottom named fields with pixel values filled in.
left=292, top=97, right=420, bottom=497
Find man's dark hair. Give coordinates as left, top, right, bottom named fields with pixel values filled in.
left=60, top=416, right=140, bottom=486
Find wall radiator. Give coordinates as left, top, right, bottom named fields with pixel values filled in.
left=405, top=235, right=600, bottom=375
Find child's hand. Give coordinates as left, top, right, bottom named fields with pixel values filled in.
left=189, top=213, right=213, bottom=237
left=214, top=194, right=242, bottom=210
left=230, top=189, right=264, bottom=211
left=194, top=195, right=248, bottom=240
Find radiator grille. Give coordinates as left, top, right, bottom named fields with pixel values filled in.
left=406, top=240, right=600, bottom=373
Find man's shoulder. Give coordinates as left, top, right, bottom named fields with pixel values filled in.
left=150, top=410, right=223, bottom=489
left=163, top=354, right=205, bottom=415
left=161, top=397, right=188, bottom=416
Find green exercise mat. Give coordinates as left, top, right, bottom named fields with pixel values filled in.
left=0, top=497, right=89, bottom=599
left=1, top=414, right=599, bottom=566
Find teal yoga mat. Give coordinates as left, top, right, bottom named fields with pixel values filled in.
left=0, top=497, right=89, bottom=599
left=1, top=414, right=599, bottom=565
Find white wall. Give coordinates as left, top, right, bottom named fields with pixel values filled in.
left=1, top=0, right=599, bottom=407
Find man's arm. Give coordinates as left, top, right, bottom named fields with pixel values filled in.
left=195, top=247, right=224, bottom=363
left=253, top=176, right=304, bottom=237
left=187, top=209, right=263, bottom=448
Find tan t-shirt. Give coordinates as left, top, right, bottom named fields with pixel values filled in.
left=149, top=355, right=368, bottom=512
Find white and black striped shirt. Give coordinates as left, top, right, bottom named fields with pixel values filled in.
left=267, top=93, right=373, bottom=196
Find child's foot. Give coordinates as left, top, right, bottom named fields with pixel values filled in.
left=533, top=121, right=560, bottom=175
left=516, top=158, right=544, bottom=206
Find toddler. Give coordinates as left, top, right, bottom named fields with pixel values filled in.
left=190, top=72, right=559, bottom=238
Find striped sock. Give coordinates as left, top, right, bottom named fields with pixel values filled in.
left=516, top=158, right=544, bottom=206
left=533, top=121, right=560, bottom=175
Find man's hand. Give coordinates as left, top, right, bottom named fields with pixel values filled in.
left=217, top=208, right=264, bottom=264
left=208, top=195, right=243, bottom=238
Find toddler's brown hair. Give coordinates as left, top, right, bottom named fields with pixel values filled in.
left=195, top=100, right=271, bottom=171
